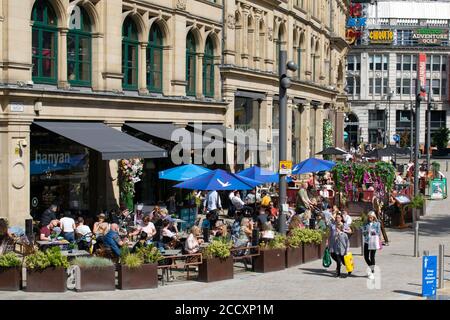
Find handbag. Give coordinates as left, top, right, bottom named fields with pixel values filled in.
left=322, top=247, right=332, bottom=268
left=368, top=233, right=381, bottom=250
left=344, top=252, right=354, bottom=273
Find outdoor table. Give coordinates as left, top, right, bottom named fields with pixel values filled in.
left=61, top=250, right=90, bottom=258
left=37, top=240, right=69, bottom=250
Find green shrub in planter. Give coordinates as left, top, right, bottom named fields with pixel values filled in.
left=254, top=234, right=286, bottom=273
left=260, top=234, right=286, bottom=250
left=136, top=245, right=164, bottom=264
left=0, top=252, right=22, bottom=291
left=0, top=253, right=21, bottom=268
left=286, top=229, right=302, bottom=248
left=295, top=229, right=323, bottom=245
left=122, top=253, right=143, bottom=268
left=25, top=247, right=69, bottom=292
left=71, top=257, right=114, bottom=268
left=202, top=239, right=232, bottom=259
left=25, top=247, right=69, bottom=270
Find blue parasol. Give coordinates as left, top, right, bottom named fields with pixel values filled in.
left=158, top=164, right=212, bottom=182
left=292, top=158, right=336, bottom=175
left=237, top=166, right=279, bottom=184
left=173, top=169, right=262, bottom=191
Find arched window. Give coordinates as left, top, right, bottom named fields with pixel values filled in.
left=68, top=6, right=91, bottom=86
left=203, top=37, right=214, bottom=98
left=186, top=32, right=196, bottom=96
left=31, top=0, right=58, bottom=84
left=147, top=23, right=163, bottom=93
left=122, top=17, right=139, bottom=90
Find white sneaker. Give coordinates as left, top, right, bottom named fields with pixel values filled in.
left=368, top=273, right=375, bottom=280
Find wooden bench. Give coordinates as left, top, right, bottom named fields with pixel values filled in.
left=230, top=245, right=260, bottom=271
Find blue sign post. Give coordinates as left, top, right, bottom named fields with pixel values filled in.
left=393, top=134, right=400, bottom=143
left=422, top=255, right=437, bottom=297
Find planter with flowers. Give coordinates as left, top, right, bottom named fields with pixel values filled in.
left=70, top=257, right=115, bottom=292
left=0, top=252, right=22, bottom=291
left=119, top=158, right=143, bottom=212
left=199, top=239, right=233, bottom=282
left=285, top=229, right=304, bottom=268
left=118, top=245, right=162, bottom=290
left=294, top=229, right=323, bottom=263
left=25, top=247, right=69, bottom=292
left=253, top=234, right=286, bottom=273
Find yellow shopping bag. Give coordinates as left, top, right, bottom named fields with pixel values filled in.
left=344, top=252, right=354, bottom=273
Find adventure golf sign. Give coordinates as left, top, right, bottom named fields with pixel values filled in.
left=412, top=29, right=448, bottom=45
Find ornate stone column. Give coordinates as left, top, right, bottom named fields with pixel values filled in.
left=139, top=42, right=149, bottom=95
left=314, top=104, right=324, bottom=158
left=104, top=121, right=124, bottom=210
left=58, top=28, right=69, bottom=89
left=0, top=118, right=32, bottom=228
left=299, top=101, right=311, bottom=161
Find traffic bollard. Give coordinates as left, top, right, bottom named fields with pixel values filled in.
left=439, top=244, right=445, bottom=289
left=414, top=222, right=420, bottom=257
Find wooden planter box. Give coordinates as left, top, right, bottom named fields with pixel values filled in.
left=253, top=248, right=286, bottom=273
left=26, top=267, right=67, bottom=292
left=285, top=247, right=303, bottom=268
left=118, top=263, right=158, bottom=290
left=76, top=266, right=116, bottom=292
left=318, top=239, right=327, bottom=259
left=0, top=267, right=21, bottom=291
left=349, top=228, right=362, bottom=248
left=198, top=257, right=233, bottom=282
left=302, top=243, right=319, bottom=263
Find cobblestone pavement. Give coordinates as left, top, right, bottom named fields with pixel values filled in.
left=1, top=173, right=449, bottom=300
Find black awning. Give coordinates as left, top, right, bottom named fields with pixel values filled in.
left=124, top=122, right=224, bottom=149
left=34, top=122, right=168, bottom=160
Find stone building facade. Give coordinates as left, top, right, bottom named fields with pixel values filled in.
left=0, top=0, right=348, bottom=227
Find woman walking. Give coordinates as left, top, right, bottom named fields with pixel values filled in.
left=331, top=222, right=350, bottom=278
left=363, top=211, right=382, bottom=280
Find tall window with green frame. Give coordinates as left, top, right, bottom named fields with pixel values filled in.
left=122, top=17, right=139, bottom=90
left=67, top=6, right=91, bottom=87
left=147, top=23, right=163, bottom=93
left=203, top=37, right=214, bottom=98
left=31, top=0, right=58, bottom=84
left=186, top=32, right=196, bottom=96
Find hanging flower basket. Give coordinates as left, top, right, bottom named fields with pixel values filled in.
left=119, top=159, right=144, bottom=212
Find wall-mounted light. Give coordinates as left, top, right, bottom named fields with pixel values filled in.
left=34, top=100, right=42, bottom=114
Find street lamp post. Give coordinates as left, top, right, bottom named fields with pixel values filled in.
left=415, top=87, right=426, bottom=197
left=278, top=50, right=297, bottom=235
left=426, top=93, right=434, bottom=177
left=386, top=89, right=394, bottom=146
left=406, top=102, right=414, bottom=162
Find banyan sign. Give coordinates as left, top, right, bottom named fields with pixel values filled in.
left=412, top=29, right=449, bottom=45
left=369, top=30, right=394, bottom=44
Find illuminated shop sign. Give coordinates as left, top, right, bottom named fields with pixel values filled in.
left=412, top=29, right=448, bottom=45
left=369, top=30, right=393, bottom=44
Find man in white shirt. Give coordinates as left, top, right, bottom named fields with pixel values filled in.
left=204, top=190, right=222, bottom=227
left=204, top=190, right=222, bottom=212
left=232, top=192, right=254, bottom=216
left=341, top=210, right=353, bottom=230
left=60, top=212, right=76, bottom=243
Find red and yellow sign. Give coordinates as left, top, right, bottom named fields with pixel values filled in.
left=369, top=30, right=393, bottom=44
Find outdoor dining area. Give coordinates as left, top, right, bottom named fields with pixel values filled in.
left=0, top=143, right=443, bottom=292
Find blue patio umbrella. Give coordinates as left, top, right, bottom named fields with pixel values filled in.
left=237, top=166, right=279, bottom=184
left=173, top=169, right=262, bottom=191
left=292, top=158, right=336, bottom=175
left=158, top=164, right=212, bottom=182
